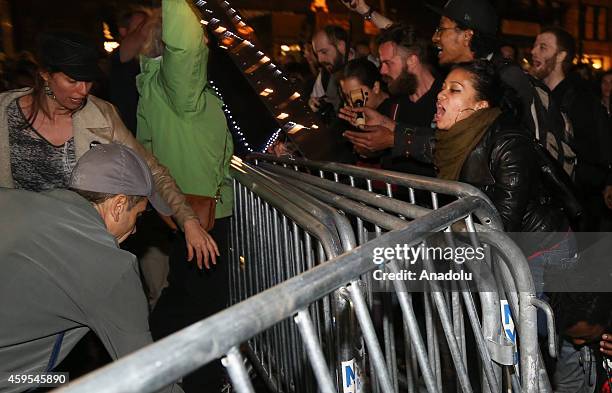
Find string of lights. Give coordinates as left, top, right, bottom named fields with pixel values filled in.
left=263, top=128, right=282, bottom=152
left=208, top=80, right=253, bottom=153
left=196, top=0, right=318, bottom=155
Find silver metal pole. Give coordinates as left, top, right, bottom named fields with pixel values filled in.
left=294, top=310, right=336, bottom=393
left=222, top=347, right=256, bottom=393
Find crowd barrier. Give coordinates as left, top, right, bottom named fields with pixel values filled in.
left=244, top=155, right=555, bottom=393
left=54, top=155, right=553, bottom=393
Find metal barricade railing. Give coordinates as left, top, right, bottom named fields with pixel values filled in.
left=54, top=156, right=551, bottom=393
left=247, top=153, right=502, bottom=230
left=231, top=160, right=360, bottom=392
left=54, top=189, right=542, bottom=393
left=243, top=155, right=553, bottom=393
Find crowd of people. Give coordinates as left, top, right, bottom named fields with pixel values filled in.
left=0, top=0, right=611, bottom=391
left=1, top=0, right=230, bottom=391
left=276, top=0, right=612, bottom=391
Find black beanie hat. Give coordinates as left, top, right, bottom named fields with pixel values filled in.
left=39, top=31, right=103, bottom=81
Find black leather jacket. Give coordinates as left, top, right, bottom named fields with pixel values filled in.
left=459, top=113, right=569, bottom=233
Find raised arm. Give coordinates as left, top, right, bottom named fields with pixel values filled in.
left=340, top=0, right=393, bottom=29
left=159, top=0, right=208, bottom=111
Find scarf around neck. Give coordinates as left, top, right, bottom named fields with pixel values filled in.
left=434, top=107, right=502, bottom=181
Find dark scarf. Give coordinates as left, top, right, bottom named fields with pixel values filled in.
left=434, top=107, right=502, bottom=181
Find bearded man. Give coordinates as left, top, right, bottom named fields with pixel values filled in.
left=376, top=24, right=440, bottom=128
left=531, top=27, right=612, bottom=230
left=344, top=23, right=439, bottom=177
left=343, top=23, right=440, bottom=152
left=309, top=25, right=354, bottom=115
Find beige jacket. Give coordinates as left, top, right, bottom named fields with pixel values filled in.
left=0, top=88, right=197, bottom=228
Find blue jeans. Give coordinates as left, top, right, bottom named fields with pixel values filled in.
left=527, top=231, right=578, bottom=336
left=527, top=230, right=578, bottom=294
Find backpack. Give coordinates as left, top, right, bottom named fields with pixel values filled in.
left=487, top=121, right=583, bottom=221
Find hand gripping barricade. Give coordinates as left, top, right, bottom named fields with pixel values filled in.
left=53, top=155, right=555, bottom=393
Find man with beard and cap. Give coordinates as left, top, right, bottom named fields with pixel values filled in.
left=309, top=25, right=355, bottom=118
left=344, top=23, right=438, bottom=177
left=530, top=27, right=612, bottom=230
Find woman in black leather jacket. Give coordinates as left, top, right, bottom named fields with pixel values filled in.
left=434, top=60, right=575, bottom=293
left=434, top=61, right=567, bottom=231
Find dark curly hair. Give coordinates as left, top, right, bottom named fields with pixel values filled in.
left=550, top=292, right=612, bottom=332
left=454, top=23, right=498, bottom=59
left=451, top=60, right=521, bottom=117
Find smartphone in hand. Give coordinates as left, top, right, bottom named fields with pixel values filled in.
left=349, top=88, right=368, bottom=126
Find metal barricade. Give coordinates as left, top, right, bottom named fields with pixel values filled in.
left=54, top=156, right=551, bottom=393
left=230, top=159, right=360, bottom=392
left=54, top=185, right=543, bottom=393
left=245, top=155, right=553, bottom=393
left=247, top=153, right=501, bottom=230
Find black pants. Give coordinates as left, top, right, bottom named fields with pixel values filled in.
left=150, top=217, right=231, bottom=392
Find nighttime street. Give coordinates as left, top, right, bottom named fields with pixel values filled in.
left=1, top=0, right=612, bottom=392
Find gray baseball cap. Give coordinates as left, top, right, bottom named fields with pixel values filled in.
left=70, top=143, right=173, bottom=215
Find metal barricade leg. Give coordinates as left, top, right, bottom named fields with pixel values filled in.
left=294, top=310, right=336, bottom=393
left=348, top=281, right=395, bottom=393
left=222, top=347, right=256, bottom=393
left=387, top=261, right=438, bottom=393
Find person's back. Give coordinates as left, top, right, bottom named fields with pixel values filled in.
left=552, top=73, right=612, bottom=190
left=0, top=143, right=183, bottom=393
left=0, top=189, right=150, bottom=390
left=137, top=2, right=234, bottom=390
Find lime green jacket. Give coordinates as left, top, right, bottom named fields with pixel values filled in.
left=137, top=0, right=233, bottom=218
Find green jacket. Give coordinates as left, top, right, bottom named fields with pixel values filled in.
left=137, top=0, right=233, bottom=218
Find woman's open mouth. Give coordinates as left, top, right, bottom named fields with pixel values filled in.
left=434, top=102, right=445, bottom=123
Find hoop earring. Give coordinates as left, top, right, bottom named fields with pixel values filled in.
left=44, top=82, right=56, bottom=100
left=454, top=107, right=475, bottom=124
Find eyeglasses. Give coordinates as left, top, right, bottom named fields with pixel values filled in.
left=434, top=26, right=459, bottom=35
